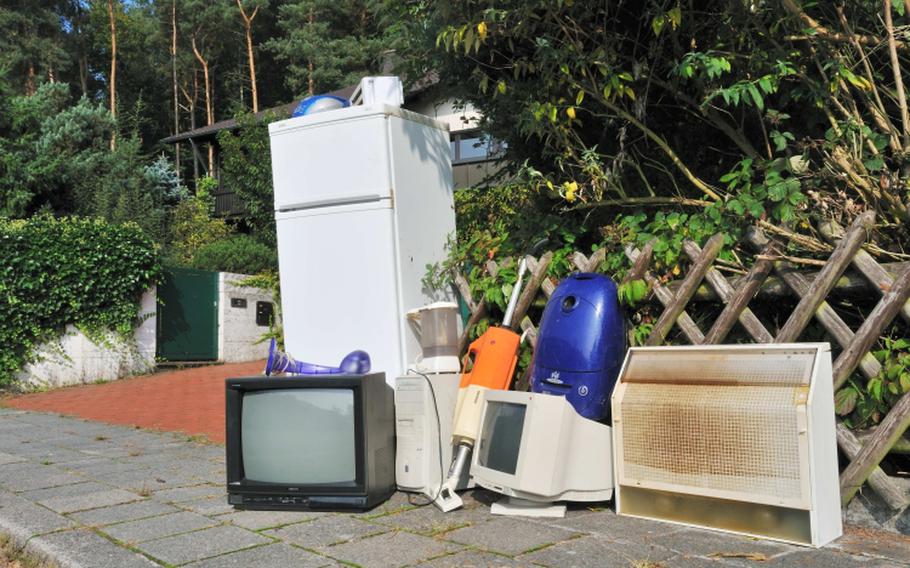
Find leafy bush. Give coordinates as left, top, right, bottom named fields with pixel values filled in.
left=165, top=177, right=232, bottom=265
left=0, top=216, right=160, bottom=384
left=191, top=234, right=277, bottom=275
left=217, top=112, right=283, bottom=246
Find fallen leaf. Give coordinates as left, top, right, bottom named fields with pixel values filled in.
left=708, top=552, right=769, bottom=562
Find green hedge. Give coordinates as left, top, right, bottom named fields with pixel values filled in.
left=0, top=216, right=160, bottom=384
left=191, top=234, right=277, bottom=275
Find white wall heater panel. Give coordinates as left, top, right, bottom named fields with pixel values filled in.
left=611, top=344, right=841, bottom=547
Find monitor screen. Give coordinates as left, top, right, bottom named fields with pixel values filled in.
left=477, top=401, right=526, bottom=475
left=241, top=388, right=356, bottom=484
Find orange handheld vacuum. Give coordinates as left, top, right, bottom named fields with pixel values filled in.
left=434, top=243, right=543, bottom=512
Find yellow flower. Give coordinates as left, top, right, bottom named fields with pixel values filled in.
left=566, top=106, right=576, bottom=120
left=477, top=22, right=488, bottom=41
left=564, top=181, right=578, bottom=202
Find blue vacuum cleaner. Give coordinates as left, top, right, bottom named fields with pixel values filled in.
left=530, top=273, right=625, bottom=421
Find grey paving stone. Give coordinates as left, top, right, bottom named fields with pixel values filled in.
left=153, top=484, right=224, bottom=503
left=373, top=502, right=490, bottom=536
left=178, top=495, right=234, bottom=516
left=268, top=515, right=388, bottom=548
left=357, top=491, right=415, bottom=518
left=518, top=534, right=676, bottom=568
left=0, top=490, right=75, bottom=539
left=30, top=528, right=157, bottom=568
left=69, top=499, right=180, bottom=526
left=443, top=516, right=580, bottom=556
left=89, top=467, right=199, bottom=490
left=416, top=550, right=535, bottom=567
left=66, top=458, right=147, bottom=476
left=757, top=548, right=892, bottom=567
left=0, top=463, right=86, bottom=492
left=322, top=530, right=461, bottom=568
left=548, top=509, right=685, bottom=541
left=656, top=528, right=795, bottom=559
left=18, top=480, right=113, bottom=502
left=39, top=487, right=142, bottom=514
left=0, top=451, right=27, bottom=465
left=832, top=528, right=910, bottom=565
left=137, top=524, right=272, bottom=566
left=216, top=509, right=322, bottom=531
left=185, top=543, right=334, bottom=568
left=101, top=510, right=218, bottom=544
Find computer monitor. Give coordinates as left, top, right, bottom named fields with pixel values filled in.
left=470, top=390, right=613, bottom=515
left=225, top=373, right=395, bottom=511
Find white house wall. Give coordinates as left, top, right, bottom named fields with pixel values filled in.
left=408, top=98, right=481, bottom=134
left=218, top=272, right=275, bottom=363
left=16, top=287, right=157, bottom=389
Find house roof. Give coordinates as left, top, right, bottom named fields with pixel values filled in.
left=160, top=84, right=359, bottom=144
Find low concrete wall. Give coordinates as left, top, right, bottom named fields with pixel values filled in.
left=16, top=287, right=157, bottom=390
left=218, top=272, right=275, bottom=363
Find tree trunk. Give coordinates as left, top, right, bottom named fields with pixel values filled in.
left=107, top=0, right=118, bottom=150
left=79, top=55, right=88, bottom=96
left=172, top=0, right=180, bottom=180
left=307, top=8, right=315, bottom=96
left=236, top=0, right=260, bottom=113
left=25, top=62, right=35, bottom=95
left=191, top=33, right=214, bottom=173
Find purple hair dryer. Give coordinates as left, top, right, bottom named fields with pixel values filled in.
left=264, top=339, right=371, bottom=376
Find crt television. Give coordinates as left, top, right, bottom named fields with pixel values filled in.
left=470, top=390, right=613, bottom=512
left=225, top=373, right=395, bottom=511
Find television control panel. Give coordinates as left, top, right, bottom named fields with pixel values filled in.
left=228, top=493, right=370, bottom=510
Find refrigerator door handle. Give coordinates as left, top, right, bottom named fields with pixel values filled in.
left=278, top=193, right=386, bottom=213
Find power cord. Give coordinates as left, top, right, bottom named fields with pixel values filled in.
left=404, top=368, right=447, bottom=507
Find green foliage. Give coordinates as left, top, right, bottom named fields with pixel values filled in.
left=191, top=234, right=277, bottom=274
left=217, top=112, right=282, bottom=246
left=267, top=0, right=386, bottom=96
left=0, top=215, right=160, bottom=384
left=617, top=280, right=648, bottom=307
left=0, top=84, right=179, bottom=241
left=165, top=179, right=232, bottom=265
left=836, top=337, right=910, bottom=429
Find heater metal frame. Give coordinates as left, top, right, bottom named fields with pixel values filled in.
left=611, top=343, right=841, bottom=547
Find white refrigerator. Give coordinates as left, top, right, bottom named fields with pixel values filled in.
left=269, top=104, right=456, bottom=383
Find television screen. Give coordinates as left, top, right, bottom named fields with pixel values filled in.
left=477, top=401, right=526, bottom=475
left=241, top=388, right=355, bottom=484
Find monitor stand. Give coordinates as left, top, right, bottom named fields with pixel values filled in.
left=490, top=496, right=567, bottom=518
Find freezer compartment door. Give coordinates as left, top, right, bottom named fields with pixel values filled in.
left=270, top=114, right=392, bottom=212
left=276, top=203, right=404, bottom=382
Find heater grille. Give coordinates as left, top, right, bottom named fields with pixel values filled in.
left=619, top=383, right=805, bottom=504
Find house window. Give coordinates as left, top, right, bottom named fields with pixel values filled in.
left=450, top=131, right=507, bottom=165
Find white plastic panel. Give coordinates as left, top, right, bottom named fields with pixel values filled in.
left=270, top=114, right=392, bottom=211
left=275, top=203, right=404, bottom=381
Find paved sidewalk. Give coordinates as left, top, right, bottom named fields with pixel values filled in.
left=0, top=409, right=906, bottom=567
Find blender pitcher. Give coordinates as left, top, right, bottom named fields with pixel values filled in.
left=406, top=302, right=461, bottom=374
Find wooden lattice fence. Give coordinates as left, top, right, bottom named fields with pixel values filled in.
left=453, top=210, right=910, bottom=511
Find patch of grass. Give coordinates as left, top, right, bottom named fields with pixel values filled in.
left=127, top=450, right=142, bottom=457
left=40, top=460, right=52, bottom=466
left=135, top=485, right=152, bottom=497
left=94, top=435, right=108, bottom=441
left=185, top=434, right=210, bottom=445
left=0, top=533, right=56, bottom=568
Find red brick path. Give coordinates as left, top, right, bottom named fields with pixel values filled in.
left=2, top=361, right=266, bottom=444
